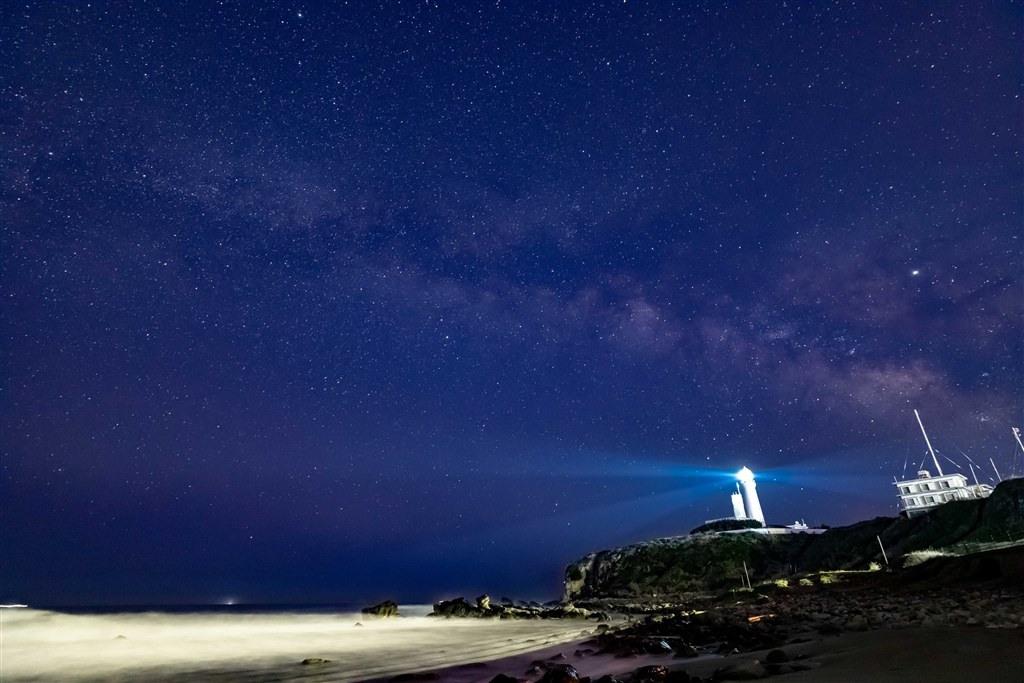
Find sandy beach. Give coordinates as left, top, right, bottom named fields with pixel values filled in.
left=0, top=606, right=593, bottom=682
left=373, top=577, right=1024, bottom=683
left=380, top=627, right=1023, bottom=683
left=5, top=581, right=1022, bottom=683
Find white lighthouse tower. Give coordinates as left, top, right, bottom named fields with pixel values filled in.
left=737, top=467, right=765, bottom=526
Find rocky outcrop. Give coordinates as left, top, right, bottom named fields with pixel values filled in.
left=361, top=600, right=400, bottom=617
left=429, top=596, right=600, bottom=621
left=432, top=597, right=478, bottom=617
left=480, top=577, right=1023, bottom=683
left=537, top=664, right=579, bottom=683
left=565, top=533, right=813, bottom=601
left=565, top=478, right=1024, bottom=600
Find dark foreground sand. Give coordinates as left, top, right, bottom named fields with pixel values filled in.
left=372, top=575, right=1024, bottom=683
left=379, top=627, right=1023, bottom=683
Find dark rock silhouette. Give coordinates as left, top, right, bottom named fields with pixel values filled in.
left=362, top=600, right=400, bottom=617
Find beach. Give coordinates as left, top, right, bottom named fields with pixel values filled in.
left=380, top=626, right=1023, bottom=683
left=0, top=606, right=592, bottom=682
left=4, top=581, right=1023, bottom=682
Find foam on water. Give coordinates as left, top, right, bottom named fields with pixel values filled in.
left=0, top=605, right=591, bottom=682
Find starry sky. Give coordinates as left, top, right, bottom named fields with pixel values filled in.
left=2, top=1, right=1021, bottom=606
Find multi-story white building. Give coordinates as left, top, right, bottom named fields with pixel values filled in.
left=894, top=469, right=991, bottom=517
left=895, top=410, right=994, bottom=517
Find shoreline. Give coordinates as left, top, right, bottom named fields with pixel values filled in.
left=372, top=579, right=1024, bottom=683
left=0, top=607, right=598, bottom=683
left=4, top=575, right=1023, bottom=682
left=370, top=626, right=1023, bottom=683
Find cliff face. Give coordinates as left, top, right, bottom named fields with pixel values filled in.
left=565, top=478, right=1024, bottom=601
left=564, top=533, right=813, bottom=601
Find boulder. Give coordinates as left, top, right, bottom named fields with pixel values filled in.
left=301, top=658, right=330, bottom=665
left=433, top=597, right=479, bottom=617
left=477, top=594, right=492, bottom=610
left=553, top=605, right=591, bottom=619
left=674, top=645, right=699, bottom=658
left=539, top=664, right=580, bottom=683
left=643, top=639, right=673, bottom=654
left=362, top=600, right=400, bottom=618
left=633, top=664, right=669, bottom=681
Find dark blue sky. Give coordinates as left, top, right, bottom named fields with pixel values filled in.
left=2, top=1, right=1021, bottom=605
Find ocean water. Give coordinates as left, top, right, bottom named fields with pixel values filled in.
left=0, top=605, right=594, bottom=682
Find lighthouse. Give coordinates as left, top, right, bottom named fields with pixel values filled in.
left=737, top=467, right=765, bottom=525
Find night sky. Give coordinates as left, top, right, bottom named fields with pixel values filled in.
left=3, top=2, right=1021, bottom=606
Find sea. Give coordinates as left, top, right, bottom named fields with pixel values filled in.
left=0, top=604, right=592, bottom=682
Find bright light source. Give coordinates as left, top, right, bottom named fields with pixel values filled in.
left=737, top=466, right=755, bottom=482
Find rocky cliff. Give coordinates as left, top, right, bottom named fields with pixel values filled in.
left=565, top=477, right=1024, bottom=600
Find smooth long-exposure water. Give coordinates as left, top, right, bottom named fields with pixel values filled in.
left=0, top=606, right=592, bottom=682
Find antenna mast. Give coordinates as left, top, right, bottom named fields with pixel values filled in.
left=1009, top=426, right=1024, bottom=479
left=914, top=409, right=943, bottom=476
left=990, top=458, right=1003, bottom=483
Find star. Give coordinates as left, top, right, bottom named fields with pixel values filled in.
left=3, top=0, right=1019, bottom=605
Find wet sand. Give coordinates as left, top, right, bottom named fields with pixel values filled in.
left=386, top=626, right=1023, bottom=683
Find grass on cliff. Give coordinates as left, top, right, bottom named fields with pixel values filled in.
left=567, top=479, right=1024, bottom=601
left=605, top=534, right=790, bottom=594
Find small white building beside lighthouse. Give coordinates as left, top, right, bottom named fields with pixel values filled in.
left=730, top=485, right=747, bottom=520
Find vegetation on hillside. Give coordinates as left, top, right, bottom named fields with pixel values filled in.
left=565, top=478, right=1024, bottom=600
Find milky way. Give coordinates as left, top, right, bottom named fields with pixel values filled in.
left=2, top=2, right=1021, bottom=604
